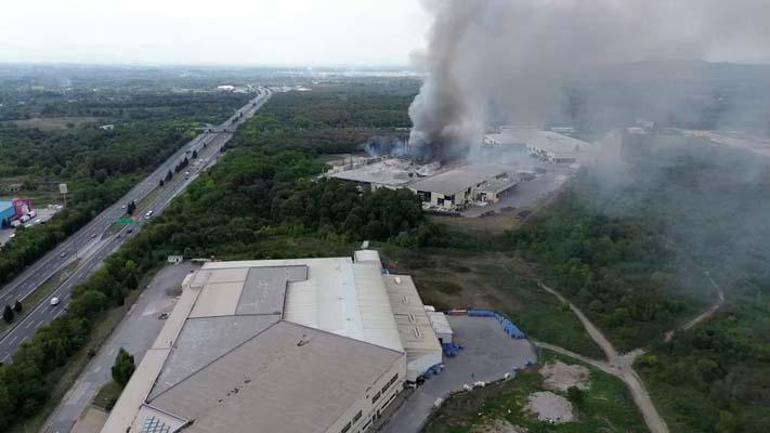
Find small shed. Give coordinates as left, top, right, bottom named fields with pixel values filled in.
left=428, top=311, right=454, bottom=344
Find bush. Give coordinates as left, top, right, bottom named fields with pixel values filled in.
left=111, top=348, right=135, bottom=387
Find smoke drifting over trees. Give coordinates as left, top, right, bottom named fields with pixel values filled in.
left=408, top=0, right=770, bottom=156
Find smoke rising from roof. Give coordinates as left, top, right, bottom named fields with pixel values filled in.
left=408, top=0, right=770, bottom=157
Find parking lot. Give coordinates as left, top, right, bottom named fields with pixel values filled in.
left=380, top=315, right=537, bottom=433
left=0, top=206, right=61, bottom=247
left=462, top=163, right=577, bottom=218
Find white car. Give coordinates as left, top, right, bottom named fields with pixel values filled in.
left=50, top=297, right=60, bottom=306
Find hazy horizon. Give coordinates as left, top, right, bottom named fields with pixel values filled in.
left=1, top=0, right=428, bottom=67
left=6, top=1, right=770, bottom=68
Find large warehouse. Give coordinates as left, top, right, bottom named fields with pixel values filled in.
left=484, top=126, right=593, bottom=163
left=102, top=250, right=442, bottom=433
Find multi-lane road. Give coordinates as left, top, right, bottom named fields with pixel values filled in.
left=0, top=89, right=273, bottom=362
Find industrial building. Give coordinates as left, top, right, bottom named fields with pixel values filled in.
left=484, top=126, right=593, bottom=164
left=0, top=200, right=14, bottom=228
left=328, top=160, right=518, bottom=212
left=408, top=163, right=518, bottom=210
left=102, top=250, right=444, bottom=433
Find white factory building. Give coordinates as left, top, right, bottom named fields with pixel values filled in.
left=484, top=126, right=593, bottom=164
left=102, top=250, right=444, bottom=433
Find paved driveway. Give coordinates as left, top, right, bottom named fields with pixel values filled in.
left=380, top=315, right=537, bottom=433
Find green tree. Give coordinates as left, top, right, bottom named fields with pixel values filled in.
left=567, top=386, right=585, bottom=406
left=111, top=348, right=135, bottom=386
left=715, top=410, right=739, bottom=433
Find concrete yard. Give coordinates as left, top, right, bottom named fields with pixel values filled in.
left=462, top=164, right=576, bottom=218
left=380, top=315, right=537, bottom=433
left=43, top=262, right=197, bottom=433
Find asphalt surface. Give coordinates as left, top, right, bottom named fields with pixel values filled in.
left=380, top=315, right=537, bottom=433
left=0, top=89, right=273, bottom=362
left=43, top=263, right=196, bottom=433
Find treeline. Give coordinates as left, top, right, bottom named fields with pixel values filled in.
left=1, top=90, right=250, bottom=122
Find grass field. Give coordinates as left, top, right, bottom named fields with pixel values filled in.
left=424, top=351, right=647, bottom=433
left=380, top=245, right=604, bottom=359
left=93, top=381, right=122, bottom=411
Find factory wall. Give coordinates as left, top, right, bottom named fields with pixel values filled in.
left=324, top=354, right=406, bottom=433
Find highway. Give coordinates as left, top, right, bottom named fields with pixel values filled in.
left=0, top=88, right=273, bottom=362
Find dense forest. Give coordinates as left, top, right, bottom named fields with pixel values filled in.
left=0, top=84, right=434, bottom=429
left=512, top=134, right=770, bottom=433
left=0, top=90, right=250, bottom=286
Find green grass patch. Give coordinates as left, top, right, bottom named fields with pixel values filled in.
left=93, top=381, right=122, bottom=411
left=424, top=351, right=647, bottom=433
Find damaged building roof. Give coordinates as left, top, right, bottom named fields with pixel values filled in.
left=408, top=163, right=511, bottom=196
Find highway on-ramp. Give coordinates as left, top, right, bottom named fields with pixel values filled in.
left=0, top=89, right=273, bottom=362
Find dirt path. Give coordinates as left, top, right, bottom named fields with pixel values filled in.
left=538, top=283, right=618, bottom=360
left=536, top=282, right=669, bottom=433
left=663, top=270, right=725, bottom=342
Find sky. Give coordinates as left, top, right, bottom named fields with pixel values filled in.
left=0, top=0, right=428, bottom=66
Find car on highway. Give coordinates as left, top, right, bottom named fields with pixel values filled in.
left=59, top=251, right=67, bottom=258
left=145, top=210, right=154, bottom=219
left=49, top=297, right=60, bottom=306
left=91, top=233, right=98, bottom=238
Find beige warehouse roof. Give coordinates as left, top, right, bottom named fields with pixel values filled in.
left=149, top=321, right=402, bottom=433
left=384, top=275, right=443, bottom=381
left=102, top=251, right=413, bottom=433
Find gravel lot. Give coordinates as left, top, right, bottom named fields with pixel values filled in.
left=525, top=391, right=575, bottom=423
